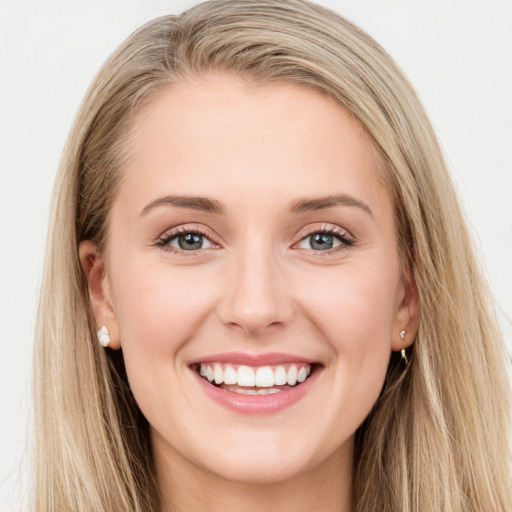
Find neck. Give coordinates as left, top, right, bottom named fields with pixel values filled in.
left=153, top=435, right=354, bottom=512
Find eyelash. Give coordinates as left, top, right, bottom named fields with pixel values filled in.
left=295, top=224, right=355, bottom=255
left=155, top=224, right=355, bottom=256
left=156, top=225, right=216, bottom=255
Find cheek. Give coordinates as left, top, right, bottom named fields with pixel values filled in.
left=107, top=259, right=225, bottom=438
left=108, top=257, right=218, bottom=392
left=112, top=258, right=212, bottom=343
left=297, top=263, right=398, bottom=408
left=299, top=263, right=398, bottom=348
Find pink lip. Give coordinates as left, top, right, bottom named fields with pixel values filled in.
left=190, top=351, right=317, bottom=366
left=189, top=355, right=322, bottom=415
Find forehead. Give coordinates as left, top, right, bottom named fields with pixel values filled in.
left=117, top=74, right=391, bottom=219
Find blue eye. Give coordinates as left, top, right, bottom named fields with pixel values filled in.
left=158, top=230, right=215, bottom=252
left=295, top=229, right=353, bottom=252
left=309, top=233, right=338, bottom=250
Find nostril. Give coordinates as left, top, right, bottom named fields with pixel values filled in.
left=224, top=319, right=282, bottom=336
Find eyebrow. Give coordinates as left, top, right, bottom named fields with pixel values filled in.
left=141, top=195, right=225, bottom=216
left=289, top=194, right=373, bottom=216
left=140, top=192, right=372, bottom=217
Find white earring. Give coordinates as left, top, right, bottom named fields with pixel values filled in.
left=399, top=330, right=408, bottom=364
left=97, top=326, right=111, bottom=347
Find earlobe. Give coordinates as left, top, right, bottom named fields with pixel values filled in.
left=391, top=264, right=420, bottom=352
left=79, top=240, right=121, bottom=349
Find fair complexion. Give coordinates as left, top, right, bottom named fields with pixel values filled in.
left=80, top=75, right=418, bottom=512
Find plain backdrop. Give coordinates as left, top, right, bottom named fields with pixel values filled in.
left=1, top=1, right=511, bottom=510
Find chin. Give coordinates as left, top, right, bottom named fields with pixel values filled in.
left=201, top=451, right=313, bottom=485
left=189, top=427, right=345, bottom=486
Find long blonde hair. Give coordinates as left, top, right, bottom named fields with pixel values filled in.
left=34, top=1, right=511, bottom=510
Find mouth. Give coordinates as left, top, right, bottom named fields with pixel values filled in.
left=191, top=361, right=319, bottom=396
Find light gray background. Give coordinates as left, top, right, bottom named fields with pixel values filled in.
left=1, top=1, right=511, bottom=510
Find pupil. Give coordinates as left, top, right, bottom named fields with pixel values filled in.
left=178, top=233, right=203, bottom=250
left=311, top=233, right=333, bottom=250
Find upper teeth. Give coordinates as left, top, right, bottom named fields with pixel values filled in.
left=199, top=363, right=312, bottom=387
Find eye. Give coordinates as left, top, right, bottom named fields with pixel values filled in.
left=173, top=232, right=213, bottom=250
left=157, top=227, right=216, bottom=253
left=294, top=226, right=354, bottom=252
left=305, top=233, right=340, bottom=250
left=297, top=232, right=342, bottom=251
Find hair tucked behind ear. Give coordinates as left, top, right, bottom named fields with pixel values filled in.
left=34, top=1, right=511, bottom=511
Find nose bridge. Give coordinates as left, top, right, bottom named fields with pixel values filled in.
left=219, top=236, right=292, bottom=335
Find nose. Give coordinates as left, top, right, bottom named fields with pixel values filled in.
left=218, top=247, right=294, bottom=336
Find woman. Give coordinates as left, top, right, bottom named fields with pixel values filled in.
left=33, top=0, right=511, bottom=510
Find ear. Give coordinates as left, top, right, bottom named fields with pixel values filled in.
left=79, top=240, right=121, bottom=349
left=390, top=264, right=420, bottom=352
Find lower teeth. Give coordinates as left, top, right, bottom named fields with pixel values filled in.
left=219, top=384, right=293, bottom=395
left=232, top=388, right=281, bottom=395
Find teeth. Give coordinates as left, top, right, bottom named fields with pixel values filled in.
left=197, top=362, right=313, bottom=389
left=287, top=365, right=298, bottom=386
left=274, top=365, right=287, bottom=385
left=214, top=363, right=224, bottom=385
left=237, top=365, right=256, bottom=387
left=234, top=388, right=260, bottom=395
left=255, top=366, right=274, bottom=387
left=224, top=364, right=237, bottom=385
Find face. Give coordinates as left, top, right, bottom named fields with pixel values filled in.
left=82, top=74, right=417, bottom=486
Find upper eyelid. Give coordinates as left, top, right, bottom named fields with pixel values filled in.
left=155, top=222, right=354, bottom=248
left=158, top=224, right=216, bottom=241
left=294, top=223, right=354, bottom=241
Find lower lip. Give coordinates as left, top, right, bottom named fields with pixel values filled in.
left=192, top=368, right=321, bottom=414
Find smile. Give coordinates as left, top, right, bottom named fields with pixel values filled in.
left=190, top=354, right=321, bottom=414
left=195, top=362, right=313, bottom=394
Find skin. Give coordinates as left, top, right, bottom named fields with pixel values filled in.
left=80, top=74, right=419, bottom=512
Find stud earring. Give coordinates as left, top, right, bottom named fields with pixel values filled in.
left=97, top=326, right=111, bottom=347
left=399, top=330, right=408, bottom=364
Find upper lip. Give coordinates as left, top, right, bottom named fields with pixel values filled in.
left=190, top=352, right=319, bottom=367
